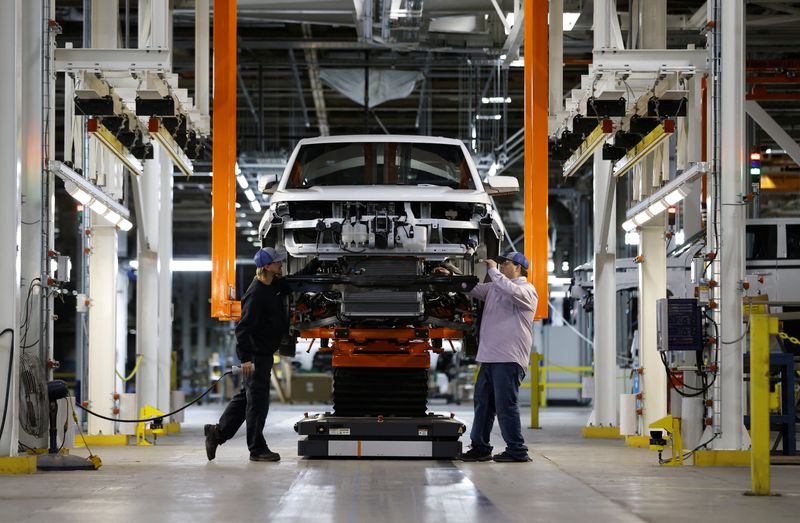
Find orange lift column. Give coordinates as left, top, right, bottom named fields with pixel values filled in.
left=524, top=0, right=549, bottom=320
left=211, top=0, right=241, bottom=320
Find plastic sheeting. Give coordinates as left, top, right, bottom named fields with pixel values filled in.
left=319, top=68, right=423, bottom=109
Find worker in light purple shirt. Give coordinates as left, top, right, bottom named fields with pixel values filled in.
left=438, top=251, right=538, bottom=462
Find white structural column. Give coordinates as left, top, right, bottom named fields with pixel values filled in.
left=639, top=222, right=667, bottom=431
left=548, top=0, right=563, bottom=116
left=195, top=0, right=210, bottom=116
left=85, top=0, right=121, bottom=435
left=588, top=0, right=618, bottom=428
left=717, top=0, right=746, bottom=450
left=638, top=0, right=669, bottom=433
left=157, top=151, right=173, bottom=411
left=591, top=156, right=617, bottom=427
left=87, top=222, right=119, bottom=435
left=19, top=0, right=43, bottom=365
left=136, top=148, right=161, bottom=411
left=0, top=0, right=21, bottom=457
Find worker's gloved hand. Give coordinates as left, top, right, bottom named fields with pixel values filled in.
left=240, top=361, right=255, bottom=378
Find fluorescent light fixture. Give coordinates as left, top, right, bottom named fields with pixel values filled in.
left=647, top=200, right=667, bottom=215
left=547, top=260, right=555, bottom=273
left=52, top=161, right=133, bottom=230
left=624, top=231, right=640, bottom=246
left=118, top=219, right=133, bottom=231
left=237, top=174, right=248, bottom=189
left=235, top=162, right=242, bottom=175
left=481, top=97, right=511, bottom=104
left=244, top=188, right=256, bottom=202
left=245, top=229, right=258, bottom=236
left=250, top=200, right=262, bottom=213
left=621, top=219, right=637, bottom=232
left=104, top=209, right=122, bottom=225
left=487, top=162, right=498, bottom=177
left=664, top=188, right=686, bottom=206
left=509, top=58, right=524, bottom=67
left=476, top=114, right=502, bottom=121
left=64, top=181, right=92, bottom=205
left=633, top=210, right=652, bottom=226
left=675, top=229, right=685, bottom=246
left=89, top=199, right=108, bottom=215
left=235, top=202, right=241, bottom=208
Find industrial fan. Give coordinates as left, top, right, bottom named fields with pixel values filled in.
left=18, top=352, right=48, bottom=438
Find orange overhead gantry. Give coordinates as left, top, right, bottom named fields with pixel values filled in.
left=524, top=0, right=549, bottom=320
left=211, top=0, right=241, bottom=320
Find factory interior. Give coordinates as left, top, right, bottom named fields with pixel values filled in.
left=1, top=0, right=800, bottom=521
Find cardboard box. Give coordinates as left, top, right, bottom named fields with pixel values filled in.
left=290, top=373, right=333, bottom=403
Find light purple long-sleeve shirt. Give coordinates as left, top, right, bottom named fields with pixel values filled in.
left=469, top=267, right=538, bottom=371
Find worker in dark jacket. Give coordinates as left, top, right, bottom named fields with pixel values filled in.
left=204, top=247, right=290, bottom=462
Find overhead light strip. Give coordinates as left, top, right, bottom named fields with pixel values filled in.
left=621, top=162, right=707, bottom=231
left=49, top=160, right=133, bottom=231
left=613, top=119, right=675, bottom=178
left=562, top=119, right=613, bottom=178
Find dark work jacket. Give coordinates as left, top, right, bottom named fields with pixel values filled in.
left=235, top=277, right=290, bottom=363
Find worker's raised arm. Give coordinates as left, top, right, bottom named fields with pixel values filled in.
left=487, top=267, right=538, bottom=312
left=468, top=282, right=490, bottom=301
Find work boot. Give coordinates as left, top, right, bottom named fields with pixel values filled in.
left=204, top=424, right=220, bottom=461
left=457, top=447, right=492, bottom=462
left=492, top=451, right=532, bottom=463
left=250, top=447, right=281, bottom=462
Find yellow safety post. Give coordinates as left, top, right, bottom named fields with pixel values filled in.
left=749, top=313, right=778, bottom=495
left=135, top=405, right=167, bottom=446
left=530, top=353, right=542, bottom=429
left=648, top=415, right=684, bottom=466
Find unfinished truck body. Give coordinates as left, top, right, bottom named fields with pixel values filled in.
left=258, top=135, right=518, bottom=457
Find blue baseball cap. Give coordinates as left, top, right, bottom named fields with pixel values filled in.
left=500, top=251, right=529, bottom=270
left=254, top=247, right=286, bottom=267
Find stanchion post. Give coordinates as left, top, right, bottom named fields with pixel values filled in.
left=530, top=352, right=542, bottom=429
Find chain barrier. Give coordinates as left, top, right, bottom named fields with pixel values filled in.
left=778, top=331, right=800, bottom=346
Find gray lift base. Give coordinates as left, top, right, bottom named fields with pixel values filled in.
left=294, top=413, right=466, bottom=458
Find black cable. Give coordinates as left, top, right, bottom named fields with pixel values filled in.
left=76, top=371, right=232, bottom=423
left=0, top=328, right=14, bottom=442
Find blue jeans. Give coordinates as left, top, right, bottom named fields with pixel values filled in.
left=470, top=362, right=528, bottom=459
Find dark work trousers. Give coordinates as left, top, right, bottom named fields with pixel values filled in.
left=216, top=354, right=273, bottom=456
left=470, top=362, right=528, bottom=459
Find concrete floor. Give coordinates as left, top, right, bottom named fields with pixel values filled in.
left=1, top=403, right=799, bottom=523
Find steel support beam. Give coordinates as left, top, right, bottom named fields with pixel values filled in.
left=588, top=0, right=619, bottom=429
left=288, top=50, right=311, bottom=128
left=638, top=0, right=669, bottom=434
left=157, top=149, right=173, bottom=411
left=745, top=100, right=800, bottom=167
left=195, top=0, right=210, bottom=116
left=136, top=148, right=161, bottom=411
left=0, top=0, right=21, bottom=457
left=87, top=222, right=119, bottom=435
left=717, top=0, right=747, bottom=450
left=548, top=0, right=563, bottom=116
left=302, top=24, right=330, bottom=136
left=523, top=0, right=548, bottom=321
